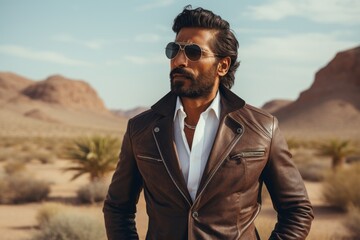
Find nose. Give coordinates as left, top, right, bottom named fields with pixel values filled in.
left=171, top=49, right=188, bottom=68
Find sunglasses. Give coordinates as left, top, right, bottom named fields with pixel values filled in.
left=165, top=42, right=219, bottom=61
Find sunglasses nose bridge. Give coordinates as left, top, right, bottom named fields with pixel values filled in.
left=171, top=44, right=188, bottom=63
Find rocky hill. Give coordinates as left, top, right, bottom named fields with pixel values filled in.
left=261, top=99, right=293, bottom=114
left=0, top=72, right=127, bottom=137
left=21, top=75, right=107, bottom=113
left=111, top=106, right=149, bottom=118
left=273, top=46, right=360, bottom=138
left=0, top=72, right=33, bottom=101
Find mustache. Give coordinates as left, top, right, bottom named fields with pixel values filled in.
left=170, top=68, right=194, bottom=80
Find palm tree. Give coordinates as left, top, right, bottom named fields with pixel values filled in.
left=64, top=135, right=120, bottom=182
left=317, top=139, right=356, bottom=170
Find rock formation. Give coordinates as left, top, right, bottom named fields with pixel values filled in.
left=273, top=46, right=360, bottom=137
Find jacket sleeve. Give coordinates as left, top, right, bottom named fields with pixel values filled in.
left=103, top=120, right=143, bottom=240
left=263, top=117, right=314, bottom=240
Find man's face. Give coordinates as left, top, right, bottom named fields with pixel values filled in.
left=169, top=27, right=220, bottom=98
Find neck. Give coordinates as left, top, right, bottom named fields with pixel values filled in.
left=180, top=91, right=217, bottom=125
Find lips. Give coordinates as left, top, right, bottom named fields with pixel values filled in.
left=170, top=68, right=194, bottom=81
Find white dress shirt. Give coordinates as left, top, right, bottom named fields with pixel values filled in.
left=173, top=92, right=221, bottom=201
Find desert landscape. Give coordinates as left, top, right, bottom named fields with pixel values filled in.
left=0, top=46, right=359, bottom=240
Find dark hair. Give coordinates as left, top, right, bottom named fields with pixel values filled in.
left=172, top=5, right=240, bottom=89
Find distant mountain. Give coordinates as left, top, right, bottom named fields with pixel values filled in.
left=273, top=46, right=360, bottom=138
left=0, top=72, right=33, bottom=101
left=112, top=107, right=149, bottom=118
left=0, top=72, right=127, bottom=137
left=21, top=74, right=108, bottom=113
left=261, top=99, right=293, bottom=114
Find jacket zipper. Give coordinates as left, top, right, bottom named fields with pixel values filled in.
left=137, top=155, right=163, bottom=162
left=234, top=149, right=265, bottom=158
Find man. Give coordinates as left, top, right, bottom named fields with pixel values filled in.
left=103, top=6, right=313, bottom=240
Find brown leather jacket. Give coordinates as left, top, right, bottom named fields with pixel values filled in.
left=103, top=85, right=314, bottom=240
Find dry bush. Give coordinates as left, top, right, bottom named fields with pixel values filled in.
left=292, top=149, right=329, bottom=182
left=322, top=163, right=360, bottom=211
left=31, top=210, right=106, bottom=240
left=32, top=151, right=55, bottom=164
left=36, top=203, right=67, bottom=227
left=76, top=181, right=108, bottom=204
left=343, top=206, right=360, bottom=239
left=0, top=149, right=14, bottom=162
left=3, top=160, right=26, bottom=174
left=0, top=172, right=50, bottom=204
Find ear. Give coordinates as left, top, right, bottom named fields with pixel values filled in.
left=217, top=57, right=231, bottom=77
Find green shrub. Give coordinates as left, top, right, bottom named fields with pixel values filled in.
left=76, top=181, right=108, bottom=204
left=31, top=211, right=106, bottom=240
left=0, top=172, right=50, bottom=204
left=322, top=163, right=360, bottom=211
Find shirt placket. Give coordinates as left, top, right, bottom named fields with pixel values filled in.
left=187, top=113, right=206, bottom=201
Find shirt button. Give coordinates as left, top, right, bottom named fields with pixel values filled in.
left=154, top=127, right=160, bottom=133
left=192, top=211, right=198, bottom=218
left=237, top=128, right=243, bottom=134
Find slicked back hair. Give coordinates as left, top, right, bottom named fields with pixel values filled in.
left=172, top=5, right=240, bottom=89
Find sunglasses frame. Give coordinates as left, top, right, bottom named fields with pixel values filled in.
left=165, top=42, right=219, bottom=62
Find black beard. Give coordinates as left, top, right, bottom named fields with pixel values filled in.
left=169, top=67, right=216, bottom=98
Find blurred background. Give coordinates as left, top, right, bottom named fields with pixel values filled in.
left=0, top=1, right=359, bottom=240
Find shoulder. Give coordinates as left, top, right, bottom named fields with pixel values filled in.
left=241, top=103, right=273, bottom=120
left=232, top=103, right=276, bottom=139
left=127, top=109, right=160, bottom=135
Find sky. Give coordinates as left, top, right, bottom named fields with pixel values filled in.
left=0, top=0, right=359, bottom=110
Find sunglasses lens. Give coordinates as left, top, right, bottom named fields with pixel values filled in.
left=185, top=44, right=202, bottom=61
left=165, top=42, right=179, bottom=59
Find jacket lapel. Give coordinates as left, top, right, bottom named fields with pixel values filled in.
left=151, top=92, right=193, bottom=205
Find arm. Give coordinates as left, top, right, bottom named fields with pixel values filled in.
left=263, top=117, right=314, bottom=240
left=103, top=121, right=143, bottom=240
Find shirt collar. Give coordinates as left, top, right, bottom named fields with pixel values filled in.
left=173, top=91, right=221, bottom=121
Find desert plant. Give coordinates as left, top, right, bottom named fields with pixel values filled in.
left=76, top=180, right=108, bottom=204
left=63, top=135, right=120, bottom=181
left=317, top=139, right=356, bottom=170
left=0, top=172, right=50, bottom=204
left=322, top=163, right=360, bottom=211
left=31, top=211, right=106, bottom=240
left=343, top=206, right=360, bottom=240
left=3, top=160, right=26, bottom=174
left=36, top=203, right=67, bottom=227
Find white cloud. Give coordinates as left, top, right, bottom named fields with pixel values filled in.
left=52, top=34, right=108, bottom=50
left=137, top=0, right=174, bottom=11
left=247, top=0, right=360, bottom=24
left=0, top=44, right=93, bottom=66
left=241, top=32, right=358, bottom=65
